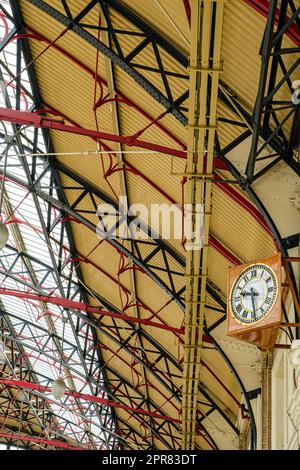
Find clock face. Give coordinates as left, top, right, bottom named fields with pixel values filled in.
left=230, top=263, right=278, bottom=325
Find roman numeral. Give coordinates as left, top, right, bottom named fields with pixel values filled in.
left=243, top=275, right=249, bottom=282
left=236, top=304, right=242, bottom=313
left=266, top=276, right=272, bottom=284
left=251, top=270, right=257, bottom=278
left=268, top=286, right=274, bottom=293
left=242, top=311, right=248, bottom=319
left=265, top=297, right=272, bottom=305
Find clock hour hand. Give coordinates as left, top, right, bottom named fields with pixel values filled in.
left=250, top=287, right=257, bottom=320
left=242, top=291, right=259, bottom=297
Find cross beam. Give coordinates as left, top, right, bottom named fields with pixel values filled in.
left=0, top=107, right=186, bottom=158
left=0, top=288, right=183, bottom=335
left=0, top=378, right=181, bottom=424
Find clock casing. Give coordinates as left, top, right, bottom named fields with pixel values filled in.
left=227, top=253, right=281, bottom=350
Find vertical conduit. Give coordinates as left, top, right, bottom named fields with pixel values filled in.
left=261, top=350, right=273, bottom=449
left=182, top=0, right=224, bottom=450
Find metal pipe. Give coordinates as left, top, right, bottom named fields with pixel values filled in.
left=0, top=107, right=187, bottom=159
left=0, top=378, right=181, bottom=424
left=0, top=288, right=183, bottom=334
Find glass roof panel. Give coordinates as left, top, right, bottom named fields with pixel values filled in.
left=0, top=2, right=116, bottom=450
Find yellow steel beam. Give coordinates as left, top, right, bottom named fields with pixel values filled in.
left=261, top=350, right=273, bottom=450
left=182, top=0, right=225, bottom=450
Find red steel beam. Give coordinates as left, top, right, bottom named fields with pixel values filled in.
left=20, top=26, right=187, bottom=150
left=0, top=432, right=86, bottom=450
left=0, top=288, right=183, bottom=335
left=0, top=14, right=264, bottom=441
left=244, top=0, right=300, bottom=46
left=214, top=177, right=273, bottom=236
left=1, top=104, right=272, bottom=273
left=182, top=0, right=191, bottom=27
left=201, top=361, right=240, bottom=407
left=0, top=104, right=252, bottom=266
left=6, top=24, right=276, bottom=243
left=0, top=114, right=234, bottom=425
left=96, top=341, right=182, bottom=413
left=0, top=107, right=187, bottom=159
left=0, top=13, right=9, bottom=39
left=208, top=235, right=241, bottom=266
left=18, top=27, right=227, bottom=173
left=9, top=26, right=273, bottom=241
left=0, top=378, right=181, bottom=424
left=183, top=0, right=300, bottom=46
left=0, top=87, right=274, bottom=271
left=0, top=180, right=184, bottom=341
left=0, top=104, right=273, bottom=243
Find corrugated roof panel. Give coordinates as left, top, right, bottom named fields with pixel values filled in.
left=3, top=0, right=287, bottom=449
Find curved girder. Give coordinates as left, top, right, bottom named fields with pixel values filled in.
left=206, top=330, right=256, bottom=448
left=221, top=154, right=299, bottom=334
left=0, top=314, right=86, bottom=444
left=27, top=0, right=187, bottom=124
left=0, top=311, right=233, bottom=450
left=0, top=342, right=115, bottom=448
left=0, top=309, right=181, bottom=411
left=60, top=0, right=298, bottom=337
left=0, top=273, right=181, bottom=400
left=0, top=250, right=231, bottom=441
left=0, top=161, right=224, bottom=312
left=1, top=243, right=184, bottom=392
left=0, top=141, right=114, bottom=447
left=55, top=160, right=227, bottom=309
left=7, top=2, right=298, bottom=452
left=7, top=0, right=121, bottom=447
left=0, top=162, right=247, bottom=444
left=0, top=311, right=220, bottom=450
left=0, top=264, right=232, bottom=439
left=0, top=315, right=177, bottom=450
left=0, top=270, right=238, bottom=448
left=3, top=0, right=272, bottom=450
left=25, top=0, right=300, bottom=182
left=0, top=389, right=150, bottom=451
left=17, top=0, right=296, bottom=322
left=22, top=0, right=250, bottom=131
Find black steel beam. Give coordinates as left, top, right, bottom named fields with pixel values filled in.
left=26, top=0, right=187, bottom=124
left=246, top=0, right=300, bottom=181
left=282, top=232, right=300, bottom=250
left=3, top=2, right=276, bottom=448
left=7, top=0, right=119, bottom=449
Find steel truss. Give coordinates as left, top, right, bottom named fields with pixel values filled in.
left=24, top=0, right=300, bottom=182
left=17, top=0, right=298, bottom=270
left=0, top=156, right=241, bottom=449
left=0, top=112, right=224, bottom=448
left=0, top=313, right=181, bottom=449
left=0, top=0, right=265, bottom=450
left=245, top=0, right=300, bottom=182
left=0, top=0, right=296, bottom=450
left=0, top=1, right=117, bottom=450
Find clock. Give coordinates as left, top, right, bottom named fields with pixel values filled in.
left=230, top=263, right=279, bottom=325
left=227, top=253, right=282, bottom=350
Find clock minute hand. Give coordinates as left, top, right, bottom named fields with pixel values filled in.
left=250, top=287, right=257, bottom=320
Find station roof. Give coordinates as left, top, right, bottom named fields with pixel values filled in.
left=0, top=0, right=299, bottom=450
